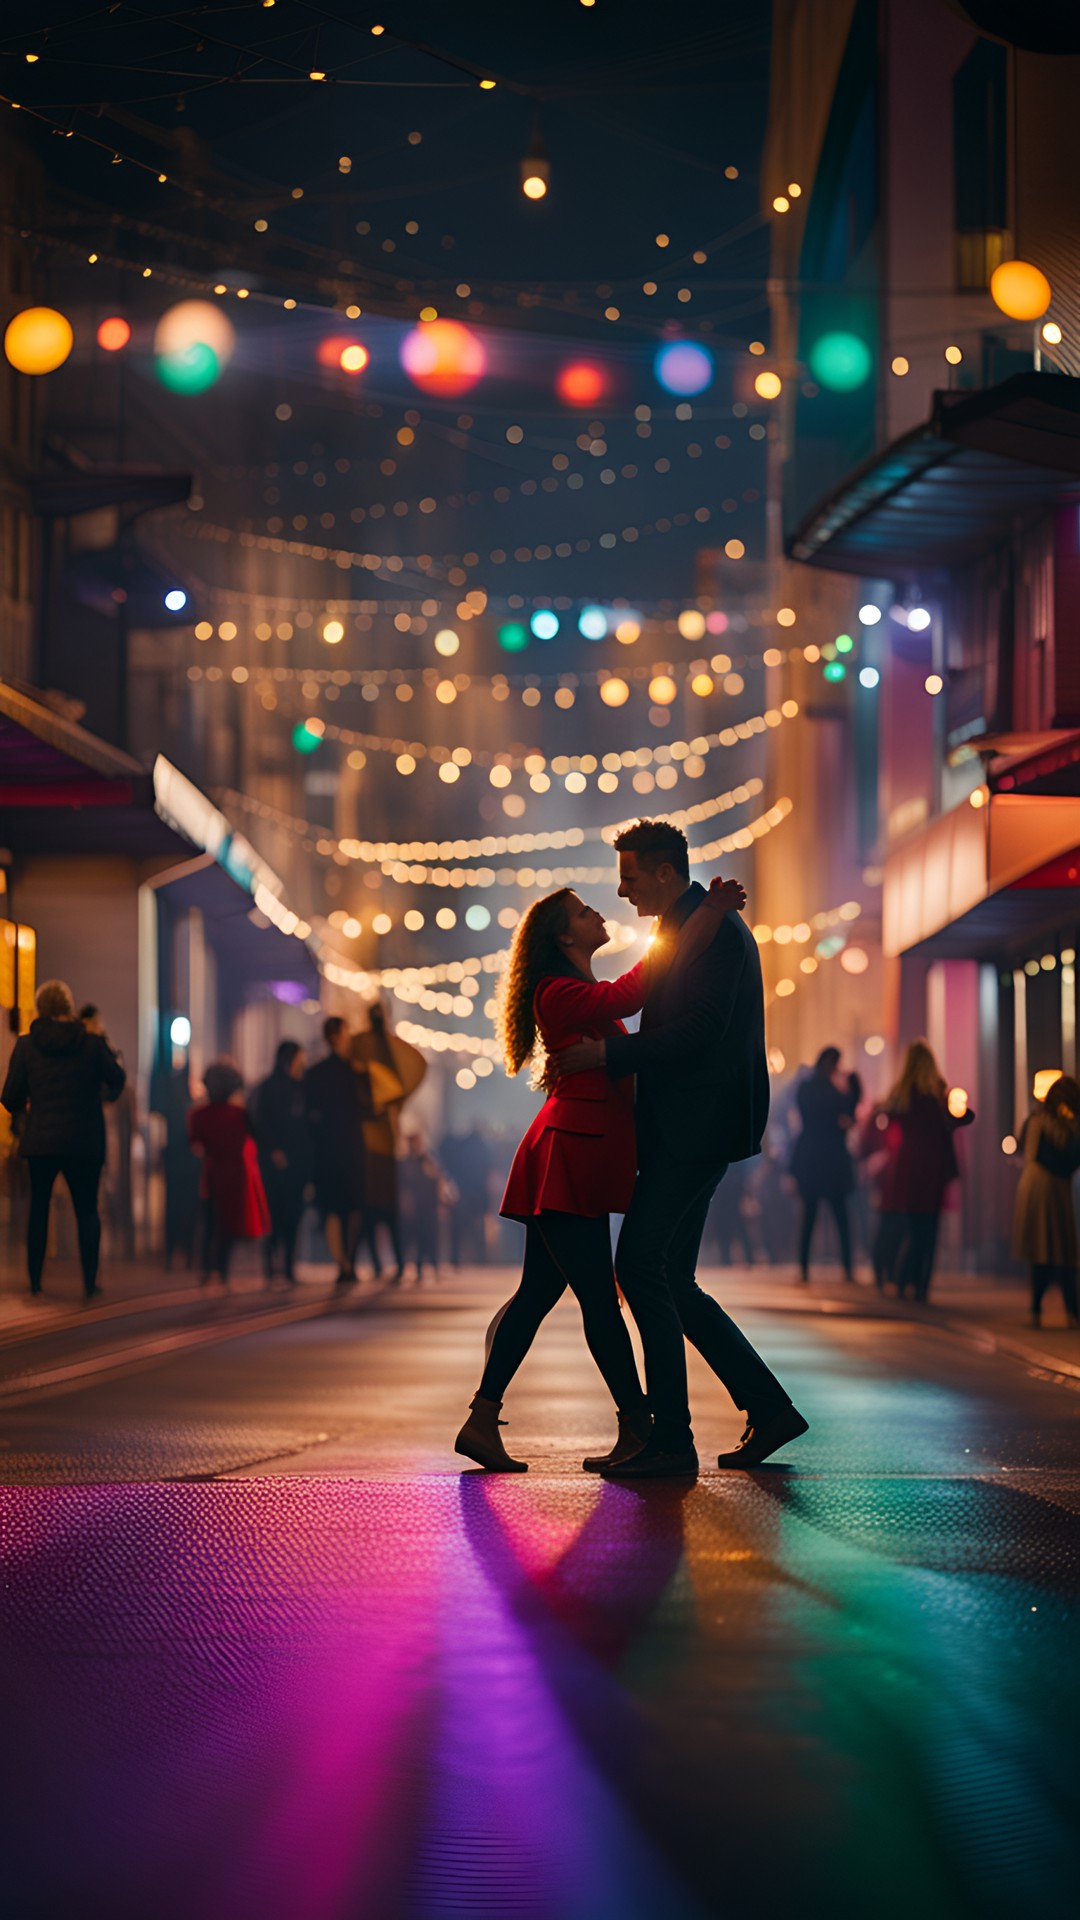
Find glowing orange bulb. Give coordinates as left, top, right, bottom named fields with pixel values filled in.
left=400, top=318, right=486, bottom=397
left=522, top=174, right=548, bottom=200
left=556, top=360, right=607, bottom=407
left=339, top=343, right=369, bottom=373
left=97, top=316, right=131, bottom=352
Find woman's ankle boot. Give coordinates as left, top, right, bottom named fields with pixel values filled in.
left=455, top=1395, right=528, bottom=1473
left=583, top=1409, right=651, bottom=1473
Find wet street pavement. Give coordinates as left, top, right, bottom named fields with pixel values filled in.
left=2, top=1267, right=1079, bottom=1920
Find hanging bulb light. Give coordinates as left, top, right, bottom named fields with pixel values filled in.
left=521, top=118, right=550, bottom=200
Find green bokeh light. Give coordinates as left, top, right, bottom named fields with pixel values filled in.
left=156, top=341, right=221, bottom=394
left=808, top=331, right=872, bottom=393
left=823, top=660, right=847, bottom=683
left=498, top=622, right=529, bottom=653
left=292, top=722, right=321, bottom=754
left=835, top=633, right=854, bottom=653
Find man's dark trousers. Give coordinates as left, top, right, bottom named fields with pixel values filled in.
left=616, top=1128, right=788, bottom=1451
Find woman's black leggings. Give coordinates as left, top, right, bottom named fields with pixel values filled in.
left=1031, top=1263, right=1079, bottom=1318
left=799, top=1192, right=852, bottom=1277
left=27, top=1156, right=102, bottom=1296
left=896, top=1212, right=940, bottom=1302
left=479, top=1212, right=648, bottom=1416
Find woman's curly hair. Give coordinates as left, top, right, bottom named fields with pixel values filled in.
left=496, top=887, right=574, bottom=1090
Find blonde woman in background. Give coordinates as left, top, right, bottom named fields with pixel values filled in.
left=881, top=1039, right=974, bottom=1303
left=1012, top=1074, right=1080, bottom=1329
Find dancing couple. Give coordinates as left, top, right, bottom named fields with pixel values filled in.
left=455, top=818, right=808, bottom=1478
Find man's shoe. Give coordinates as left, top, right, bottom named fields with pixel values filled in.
left=600, top=1436, right=698, bottom=1479
left=716, top=1403, right=808, bottom=1469
left=583, top=1411, right=651, bottom=1473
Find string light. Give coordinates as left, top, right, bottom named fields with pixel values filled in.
left=223, top=774, right=770, bottom=872
left=245, top=695, right=799, bottom=779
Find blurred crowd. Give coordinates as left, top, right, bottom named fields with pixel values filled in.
left=4, top=982, right=1079, bottom=1332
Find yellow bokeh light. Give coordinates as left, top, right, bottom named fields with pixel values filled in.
left=776, top=607, right=796, bottom=626
left=372, top=913, right=392, bottom=935
left=396, top=753, right=416, bottom=775
left=615, top=619, right=641, bottom=645
left=691, top=673, right=714, bottom=697
left=600, top=677, right=630, bottom=707
left=322, top=619, right=345, bottom=645
left=944, top=344, right=962, bottom=365
left=677, top=609, right=706, bottom=641
left=891, top=355, right=909, bottom=376
left=772, top=195, right=790, bottom=213
left=990, top=259, right=1051, bottom=322
left=434, top=628, right=460, bottom=656
left=522, top=175, right=548, bottom=200
left=754, top=370, right=782, bottom=399
left=648, top=674, right=678, bottom=705
left=339, top=344, right=369, bottom=372
left=218, top=621, right=237, bottom=641
left=1042, top=321, right=1063, bottom=345
left=724, top=539, right=745, bottom=560
left=4, top=306, right=74, bottom=375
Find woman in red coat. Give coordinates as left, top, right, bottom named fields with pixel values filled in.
left=188, top=1059, right=271, bottom=1285
left=455, top=879, right=742, bottom=1472
left=881, top=1039, right=974, bottom=1303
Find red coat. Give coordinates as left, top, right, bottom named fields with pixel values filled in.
left=501, top=961, right=648, bottom=1220
left=880, top=1091, right=971, bottom=1215
left=188, top=1100, right=271, bottom=1238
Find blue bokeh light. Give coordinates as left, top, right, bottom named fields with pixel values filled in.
left=577, top=605, right=607, bottom=640
left=654, top=341, right=714, bottom=397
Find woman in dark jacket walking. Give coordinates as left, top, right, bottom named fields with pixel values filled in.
left=790, top=1048, right=861, bottom=1284
left=882, top=1039, right=974, bottom=1302
left=0, top=979, right=125, bottom=1299
left=249, top=1040, right=309, bottom=1283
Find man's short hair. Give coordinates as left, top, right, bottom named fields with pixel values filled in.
left=612, top=818, right=690, bottom=880
left=323, top=1015, right=346, bottom=1046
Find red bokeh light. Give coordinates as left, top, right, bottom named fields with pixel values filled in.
left=556, top=360, right=607, bottom=407
left=399, top=319, right=486, bottom=397
left=97, top=316, right=131, bottom=352
left=316, top=335, right=354, bottom=369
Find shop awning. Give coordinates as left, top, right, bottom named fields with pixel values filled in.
left=787, top=373, right=1080, bottom=578
left=0, top=678, right=188, bottom=858
left=149, top=854, right=319, bottom=992
left=883, top=792, right=1080, bottom=957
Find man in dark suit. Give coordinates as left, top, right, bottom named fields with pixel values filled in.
left=556, top=819, right=808, bottom=1478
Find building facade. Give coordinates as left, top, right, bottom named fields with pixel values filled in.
left=760, top=0, right=1080, bottom=1265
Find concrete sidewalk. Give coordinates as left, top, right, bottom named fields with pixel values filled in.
left=2, top=1244, right=1078, bottom=1388
left=0, top=1249, right=367, bottom=1351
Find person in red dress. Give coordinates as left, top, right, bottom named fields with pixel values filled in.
left=187, top=1059, right=271, bottom=1286
left=455, top=878, right=744, bottom=1473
